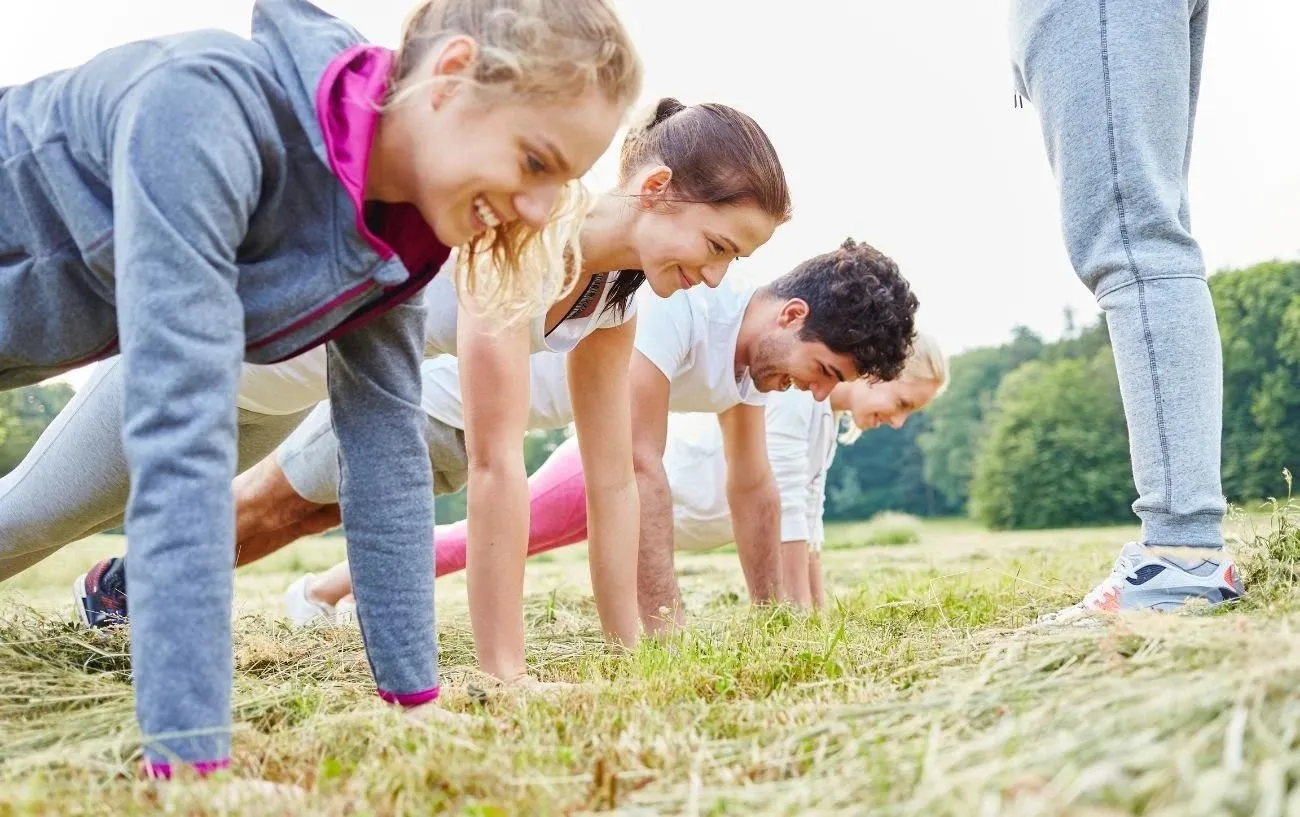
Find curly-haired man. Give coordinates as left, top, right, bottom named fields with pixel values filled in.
left=631, top=238, right=917, bottom=633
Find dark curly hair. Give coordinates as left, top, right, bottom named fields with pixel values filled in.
left=765, top=238, right=918, bottom=382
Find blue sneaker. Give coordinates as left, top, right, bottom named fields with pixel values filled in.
left=73, top=556, right=129, bottom=628
left=1037, top=542, right=1242, bottom=626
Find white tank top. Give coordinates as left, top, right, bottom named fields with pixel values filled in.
left=235, top=261, right=639, bottom=416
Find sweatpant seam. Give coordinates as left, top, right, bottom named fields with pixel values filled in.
left=1099, top=0, right=1174, bottom=515
left=1094, top=273, right=1207, bottom=299
left=1138, top=509, right=1224, bottom=518
left=1145, top=541, right=1223, bottom=549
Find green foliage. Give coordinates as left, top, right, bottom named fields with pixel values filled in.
left=0, top=383, right=75, bottom=476
left=1234, top=469, right=1300, bottom=611
left=1212, top=260, right=1300, bottom=502
left=824, top=413, right=955, bottom=521
left=914, top=327, right=1045, bottom=512
left=970, top=349, right=1133, bottom=530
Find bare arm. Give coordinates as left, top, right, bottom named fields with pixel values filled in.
left=457, top=304, right=532, bottom=682
left=567, top=317, right=641, bottom=648
left=809, top=550, right=826, bottom=610
left=779, top=540, right=813, bottom=609
left=718, top=404, right=783, bottom=605
left=629, top=350, right=678, bottom=634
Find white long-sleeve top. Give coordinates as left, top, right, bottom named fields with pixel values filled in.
left=664, top=388, right=838, bottom=552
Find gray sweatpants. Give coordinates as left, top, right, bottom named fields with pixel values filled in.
left=278, top=401, right=469, bottom=504
left=0, top=358, right=310, bottom=579
left=1011, top=0, right=1225, bottom=547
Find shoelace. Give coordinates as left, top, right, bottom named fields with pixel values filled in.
left=1078, top=547, right=1144, bottom=609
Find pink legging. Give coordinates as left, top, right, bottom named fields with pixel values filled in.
left=433, top=437, right=589, bottom=575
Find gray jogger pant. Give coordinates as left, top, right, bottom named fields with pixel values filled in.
left=1011, top=0, right=1226, bottom=547
left=278, top=400, right=469, bottom=504
left=0, top=357, right=310, bottom=580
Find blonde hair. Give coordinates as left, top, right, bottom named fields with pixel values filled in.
left=390, top=0, right=643, bottom=322
left=837, top=330, right=949, bottom=444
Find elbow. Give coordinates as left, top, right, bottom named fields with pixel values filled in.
left=729, top=471, right=778, bottom=501
left=465, top=442, right=526, bottom=482
left=631, top=447, right=662, bottom=481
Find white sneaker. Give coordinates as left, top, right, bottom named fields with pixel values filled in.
left=335, top=596, right=356, bottom=625
left=1037, top=541, right=1243, bottom=627
left=282, top=574, right=336, bottom=626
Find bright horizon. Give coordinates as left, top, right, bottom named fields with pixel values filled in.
left=4, top=0, right=1297, bottom=390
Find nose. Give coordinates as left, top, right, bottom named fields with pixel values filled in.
left=809, top=381, right=833, bottom=402
left=700, top=261, right=729, bottom=289
left=889, top=412, right=911, bottom=429
left=514, top=182, right=563, bottom=229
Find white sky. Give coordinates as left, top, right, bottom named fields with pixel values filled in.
left=5, top=1, right=1297, bottom=390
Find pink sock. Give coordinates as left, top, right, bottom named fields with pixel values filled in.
left=434, top=437, right=589, bottom=576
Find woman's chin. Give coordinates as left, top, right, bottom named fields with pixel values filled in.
left=646, top=276, right=678, bottom=299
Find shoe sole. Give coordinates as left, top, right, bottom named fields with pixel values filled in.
left=71, top=573, right=93, bottom=629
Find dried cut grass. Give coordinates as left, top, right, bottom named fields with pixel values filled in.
left=0, top=502, right=1295, bottom=815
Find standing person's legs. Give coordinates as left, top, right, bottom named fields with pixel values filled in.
left=1012, top=0, right=1238, bottom=617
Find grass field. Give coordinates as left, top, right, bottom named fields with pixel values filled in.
left=1, top=502, right=1298, bottom=815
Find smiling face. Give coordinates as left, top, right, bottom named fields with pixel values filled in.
left=747, top=300, right=862, bottom=402
left=837, top=377, right=940, bottom=430
left=398, top=38, right=626, bottom=248
left=627, top=167, right=779, bottom=297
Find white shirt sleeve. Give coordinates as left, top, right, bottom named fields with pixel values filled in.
left=765, top=391, right=815, bottom=543
left=807, top=411, right=837, bottom=552
left=633, top=291, right=694, bottom=381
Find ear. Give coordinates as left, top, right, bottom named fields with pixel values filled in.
left=635, top=165, right=674, bottom=206
left=427, top=35, right=479, bottom=109
left=775, top=298, right=809, bottom=330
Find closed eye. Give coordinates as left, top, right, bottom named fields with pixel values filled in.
left=524, top=152, right=548, bottom=175
left=708, top=239, right=725, bottom=255
left=821, top=363, right=846, bottom=383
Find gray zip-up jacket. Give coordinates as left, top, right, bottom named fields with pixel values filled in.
left=0, top=0, right=441, bottom=764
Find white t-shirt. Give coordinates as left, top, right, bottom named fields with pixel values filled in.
left=235, top=261, right=637, bottom=416
left=633, top=281, right=765, bottom=414
left=420, top=352, right=574, bottom=432
left=665, top=389, right=838, bottom=552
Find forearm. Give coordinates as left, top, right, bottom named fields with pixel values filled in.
left=729, top=476, right=783, bottom=605
left=809, top=551, right=826, bottom=610
left=635, top=461, right=681, bottom=634
left=329, top=304, right=437, bottom=703
left=465, top=458, right=531, bottom=680
left=779, top=539, right=813, bottom=609
left=585, top=473, right=641, bottom=647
